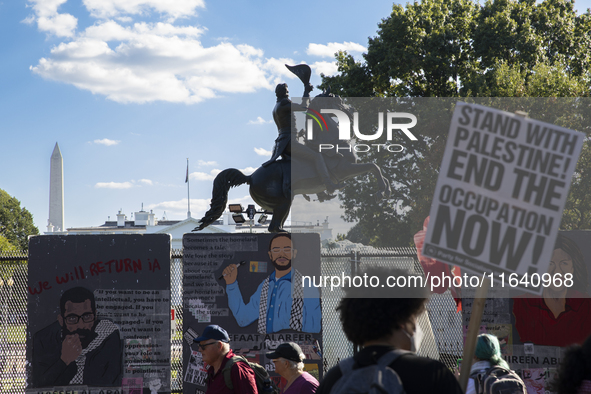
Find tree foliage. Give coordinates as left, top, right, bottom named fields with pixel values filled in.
left=321, top=0, right=591, bottom=246
left=0, top=235, right=16, bottom=252
left=0, top=189, right=39, bottom=251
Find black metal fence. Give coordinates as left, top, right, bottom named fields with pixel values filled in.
left=0, top=247, right=462, bottom=393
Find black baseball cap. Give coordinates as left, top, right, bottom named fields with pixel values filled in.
left=266, top=342, right=304, bottom=362
left=193, top=325, right=230, bottom=343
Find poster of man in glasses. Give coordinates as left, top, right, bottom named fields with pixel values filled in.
left=26, top=234, right=171, bottom=393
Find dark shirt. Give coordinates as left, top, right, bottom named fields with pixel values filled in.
left=32, top=320, right=122, bottom=388
left=206, top=350, right=257, bottom=394
left=513, top=290, right=591, bottom=346
left=316, top=345, right=463, bottom=394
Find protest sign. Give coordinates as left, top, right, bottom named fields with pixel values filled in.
left=182, top=233, right=322, bottom=394
left=26, top=234, right=171, bottom=394
left=423, top=102, right=584, bottom=294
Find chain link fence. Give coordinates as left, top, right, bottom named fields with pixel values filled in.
left=0, top=251, right=28, bottom=393
left=0, top=247, right=462, bottom=393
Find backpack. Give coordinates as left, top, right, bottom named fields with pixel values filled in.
left=220, top=355, right=279, bottom=394
left=329, top=349, right=409, bottom=394
left=470, top=366, right=527, bottom=394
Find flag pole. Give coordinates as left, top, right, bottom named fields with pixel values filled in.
left=186, top=158, right=191, bottom=218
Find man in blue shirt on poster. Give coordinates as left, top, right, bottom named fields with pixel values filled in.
left=222, top=233, right=321, bottom=334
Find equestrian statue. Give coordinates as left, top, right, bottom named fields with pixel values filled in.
left=194, top=64, right=392, bottom=233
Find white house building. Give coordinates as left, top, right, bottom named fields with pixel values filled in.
left=64, top=208, right=333, bottom=250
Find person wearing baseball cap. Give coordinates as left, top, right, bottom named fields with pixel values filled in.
left=193, top=325, right=257, bottom=394
left=266, top=342, right=318, bottom=394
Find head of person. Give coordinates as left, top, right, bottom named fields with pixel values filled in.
left=58, top=287, right=97, bottom=347
left=548, top=234, right=588, bottom=294
left=268, top=233, right=297, bottom=272
left=336, top=266, right=429, bottom=351
left=275, top=83, right=289, bottom=99
left=551, top=334, right=591, bottom=393
left=474, top=334, right=509, bottom=369
left=193, top=325, right=231, bottom=367
left=266, top=342, right=305, bottom=378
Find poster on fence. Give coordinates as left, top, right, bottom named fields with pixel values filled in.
left=182, top=232, right=323, bottom=394
left=423, top=102, right=585, bottom=294
left=462, top=230, right=591, bottom=393
left=26, top=234, right=171, bottom=394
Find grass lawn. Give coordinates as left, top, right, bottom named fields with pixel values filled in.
left=0, top=377, right=25, bottom=392
left=4, top=324, right=25, bottom=343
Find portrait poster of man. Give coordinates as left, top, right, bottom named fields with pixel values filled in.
left=461, top=230, right=591, bottom=393
left=182, top=232, right=323, bottom=394
left=26, top=234, right=172, bottom=394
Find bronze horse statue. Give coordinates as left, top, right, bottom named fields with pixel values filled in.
left=194, top=88, right=392, bottom=233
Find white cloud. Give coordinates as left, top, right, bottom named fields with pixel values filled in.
left=311, top=61, right=339, bottom=77
left=306, top=42, right=366, bottom=58
left=27, top=3, right=357, bottom=104
left=30, top=20, right=281, bottom=103
left=26, top=0, right=77, bottom=37
left=254, top=147, right=272, bottom=157
left=92, top=138, right=120, bottom=146
left=95, top=181, right=133, bottom=189
left=248, top=117, right=272, bottom=125
left=262, top=57, right=299, bottom=86
left=190, top=166, right=256, bottom=181
left=94, top=179, right=153, bottom=188
left=36, top=13, right=78, bottom=37
left=83, top=0, right=205, bottom=21
left=197, top=160, right=218, bottom=167
left=190, top=169, right=221, bottom=181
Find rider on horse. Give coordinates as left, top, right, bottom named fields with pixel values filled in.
left=262, top=82, right=341, bottom=194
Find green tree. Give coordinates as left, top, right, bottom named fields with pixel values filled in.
left=0, top=235, right=16, bottom=252
left=321, top=0, right=591, bottom=246
left=0, top=189, right=39, bottom=251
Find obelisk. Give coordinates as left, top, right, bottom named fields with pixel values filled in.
left=49, top=143, right=64, bottom=232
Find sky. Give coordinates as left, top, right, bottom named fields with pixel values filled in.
left=1, top=0, right=591, bottom=237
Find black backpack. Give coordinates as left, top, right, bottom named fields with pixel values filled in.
left=220, top=355, right=279, bottom=394
left=329, top=350, right=409, bottom=394
left=470, top=366, right=527, bottom=394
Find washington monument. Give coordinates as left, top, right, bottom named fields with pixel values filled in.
left=49, top=143, right=64, bottom=232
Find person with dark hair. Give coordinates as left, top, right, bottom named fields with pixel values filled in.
left=266, top=342, right=318, bottom=394
left=513, top=234, right=591, bottom=346
left=32, top=286, right=122, bottom=388
left=316, top=266, right=462, bottom=394
left=466, top=334, right=524, bottom=394
left=222, top=233, right=321, bottom=333
left=551, top=334, right=591, bottom=394
left=262, top=81, right=340, bottom=193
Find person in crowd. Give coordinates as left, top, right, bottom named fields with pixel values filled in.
left=194, top=324, right=257, bottom=394
left=550, top=334, right=591, bottom=394
left=466, top=334, right=517, bottom=394
left=513, top=234, right=591, bottom=346
left=316, top=266, right=463, bottom=394
left=266, top=342, right=318, bottom=394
